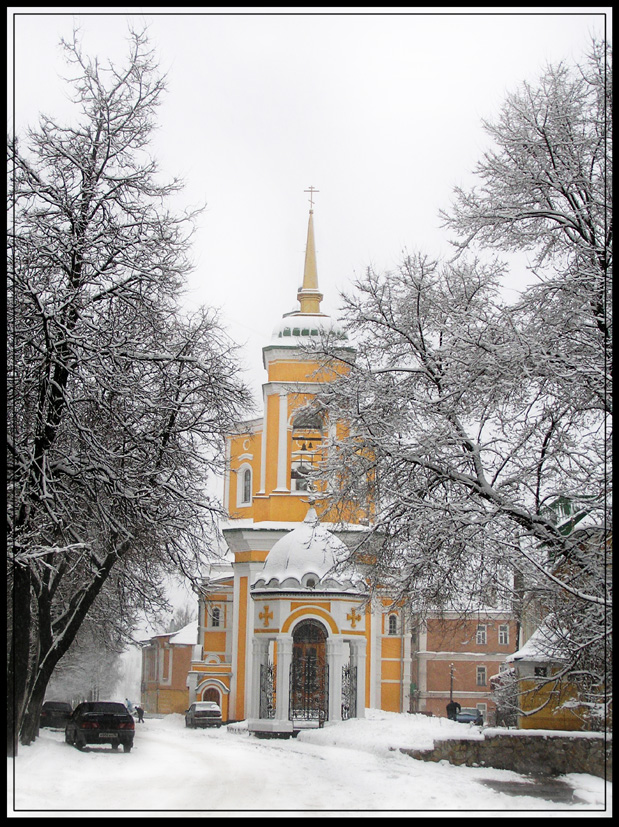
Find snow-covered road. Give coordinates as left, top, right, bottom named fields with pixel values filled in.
left=8, top=710, right=610, bottom=815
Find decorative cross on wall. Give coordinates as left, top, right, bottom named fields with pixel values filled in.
left=304, top=186, right=319, bottom=208
left=259, top=605, right=273, bottom=627
left=347, top=608, right=362, bottom=628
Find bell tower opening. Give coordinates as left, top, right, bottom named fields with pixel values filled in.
left=290, top=410, right=325, bottom=492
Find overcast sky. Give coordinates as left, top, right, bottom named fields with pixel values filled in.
left=10, top=7, right=610, bottom=400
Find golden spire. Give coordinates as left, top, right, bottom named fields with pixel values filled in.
left=297, top=187, right=324, bottom=314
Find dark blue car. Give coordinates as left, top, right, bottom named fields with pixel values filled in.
left=456, top=707, right=484, bottom=725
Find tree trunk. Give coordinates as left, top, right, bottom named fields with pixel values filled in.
left=7, top=565, right=32, bottom=757
left=19, top=543, right=128, bottom=745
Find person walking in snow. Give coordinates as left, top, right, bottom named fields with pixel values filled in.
left=125, top=698, right=135, bottom=714
left=135, top=705, right=145, bottom=723
left=446, top=700, right=461, bottom=720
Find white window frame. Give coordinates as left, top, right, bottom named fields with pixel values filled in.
left=388, top=614, right=398, bottom=635
left=476, top=624, right=487, bottom=645
left=209, top=605, right=222, bottom=629
left=476, top=665, right=487, bottom=686
left=236, top=463, right=252, bottom=507
left=498, top=624, right=509, bottom=645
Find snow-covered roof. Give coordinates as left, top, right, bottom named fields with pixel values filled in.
left=252, top=507, right=364, bottom=594
left=506, top=617, right=565, bottom=664
left=268, top=313, right=349, bottom=345
left=221, top=518, right=367, bottom=533
left=168, top=619, right=198, bottom=645
left=148, top=619, right=198, bottom=646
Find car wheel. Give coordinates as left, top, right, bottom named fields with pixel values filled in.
left=75, top=737, right=86, bottom=751
left=111, top=743, right=119, bottom=750
left=65, top=730, right=73, bottom=745
left=123, top=743, right=132, bottom=753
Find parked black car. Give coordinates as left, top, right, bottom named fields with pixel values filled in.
left=185, top=701, right=223, bottom=728
left=40, top=701, right=73, bottom=729
left=456, top=707, right=484, bottom=725
left=65, top=701, right=135, bottom=752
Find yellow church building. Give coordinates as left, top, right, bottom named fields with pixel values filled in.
left=142, top=199, right=515, bottom=732
left=183, top=201, right=417, bottom=735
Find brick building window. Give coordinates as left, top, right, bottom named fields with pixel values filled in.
left=476, top=624, right=487, bottom=645
left=534, top=666, right=548, bottom=678
left=211, top=607, right=221, bottom=628
left=388, top=614, right=397, bottom=635
left=476, top=666, right=487, bottom=686
left=498, top=624, right=509, bottom=645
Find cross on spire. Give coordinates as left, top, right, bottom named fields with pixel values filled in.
left=304, top=186, right=319, bottom=209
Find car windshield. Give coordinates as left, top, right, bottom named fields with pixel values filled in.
left=44, top=702, right=71, bottom=709
left=459, top=708, right=478, bottom=715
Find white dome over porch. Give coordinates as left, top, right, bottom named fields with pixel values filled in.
left=251, top=507, right=362, bottom=593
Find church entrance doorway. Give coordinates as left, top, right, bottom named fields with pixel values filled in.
left=203, top=687, right=220, bottom=704
left=289, top=619, right=329, bottom=727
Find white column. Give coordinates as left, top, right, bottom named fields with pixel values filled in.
left=349, top=638, right=367, bottom=719
left=250, top=638, right=270, bottom=719
left=275, top=635, right=293, bottom=722
left=327, top=639, right=345, bottom=724
left=259, top=388, right=268, bottom=493
left=275, top=392, right=289, bottom=491
left=186, top=671, right=198, bottom=707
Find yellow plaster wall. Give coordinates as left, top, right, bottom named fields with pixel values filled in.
left=203, top=631, right=227, bottom=654
left=381, top=682, right=401, bottom=713
left=381, top=637, right=402, bottom=659
left=151, top=688, right=189, bottom=715
left=381, top=660, right=403, bottom=682
left=518, top=679, right=588, bottom=731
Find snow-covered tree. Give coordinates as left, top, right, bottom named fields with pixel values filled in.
left=7, top=29, right=252, bottom=753
left=165, top=603, right=198, bottom=633
left=316, top=40, right=611, bottom=727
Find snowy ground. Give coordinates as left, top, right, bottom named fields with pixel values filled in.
left=8, top=709, right=611, bottom=817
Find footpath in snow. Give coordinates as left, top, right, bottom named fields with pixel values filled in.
left=8, top=708, right=611, bottom=815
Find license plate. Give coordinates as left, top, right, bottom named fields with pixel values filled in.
left=98, top=733, right=118, bottom=740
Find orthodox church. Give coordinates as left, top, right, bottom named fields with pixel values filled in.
left=141, top=199, right=516, bottom=731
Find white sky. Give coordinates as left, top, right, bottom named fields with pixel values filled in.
left=9, top=708, right=610, bottom=814
left=8, top=6, right=611, bottom=401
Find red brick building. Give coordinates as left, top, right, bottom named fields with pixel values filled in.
left=411, top=611, right=518, bottom=723
left=140, top=621, right=198, bottom=714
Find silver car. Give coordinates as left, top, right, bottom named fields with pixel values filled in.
left=185, top=701, right=223, bottom=728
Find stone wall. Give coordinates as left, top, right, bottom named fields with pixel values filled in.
left=400, top=732, right=612, bottom=780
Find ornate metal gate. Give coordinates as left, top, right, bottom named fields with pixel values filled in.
left=289, top=619, right=329, bottom=727
left=289, top=652, right=329, bottom=725
left=341, top=662, right=357, bottom=720
left=259, top=661, right=276, bottom=719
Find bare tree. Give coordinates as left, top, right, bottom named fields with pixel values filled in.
left=316, top=40, right=611, bottom=728
left=7, top=29, right=252, bottom=753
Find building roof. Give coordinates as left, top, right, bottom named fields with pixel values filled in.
left=252, top=506, right=364, bottom=594
left=147, top=619, right=198, bottom=646
left=505, top=616, right=565, bottom=664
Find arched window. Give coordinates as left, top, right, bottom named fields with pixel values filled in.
left=242, top=468, right=251, bottom=504
left=236, top=464, right=252, bottom=507
left=388, top=615, right=397, bottom=635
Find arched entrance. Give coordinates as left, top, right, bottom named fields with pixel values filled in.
left=202, top=687, right=220, bottom=704
left=289, top=619, right=329, bottom=726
